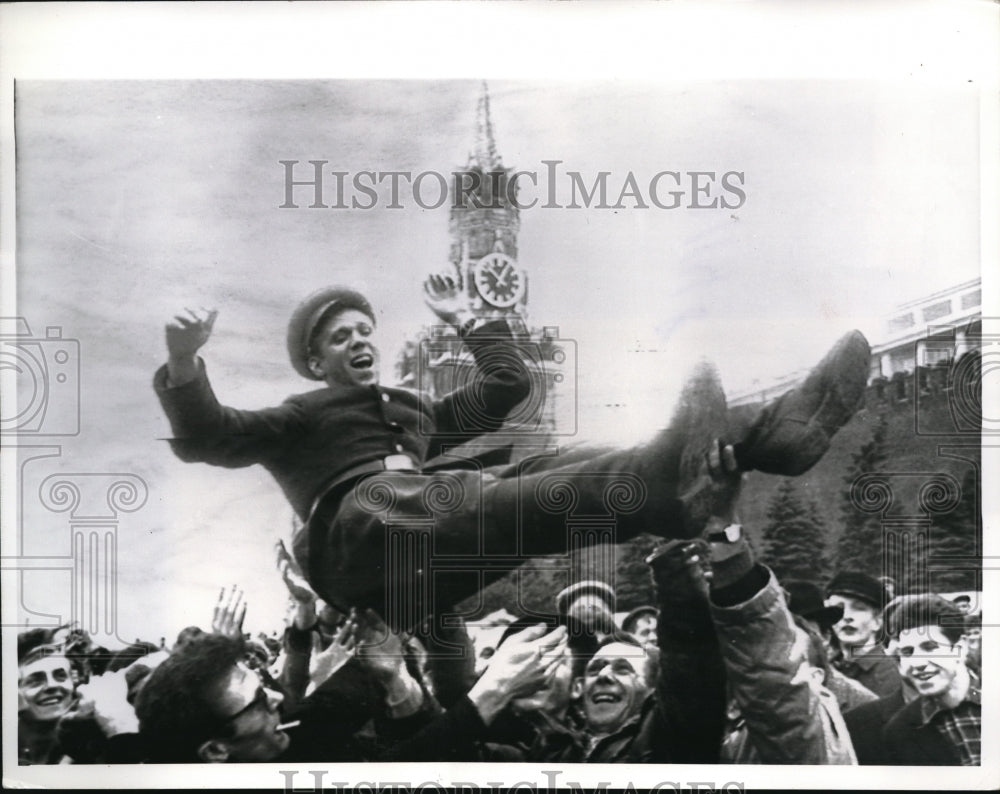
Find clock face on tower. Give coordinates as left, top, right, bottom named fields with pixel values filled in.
left=473, top=252, right=525, bottom=309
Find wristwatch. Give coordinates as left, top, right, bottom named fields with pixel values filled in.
left=706, top=523, right=743, bottom=544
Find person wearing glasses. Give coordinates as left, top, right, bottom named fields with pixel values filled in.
left=133, top=617, right=566, bottom=763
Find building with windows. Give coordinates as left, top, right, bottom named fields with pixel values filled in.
left=870, top=278, right=981, bottom=379
left=729, top=277, right=982, bottom=409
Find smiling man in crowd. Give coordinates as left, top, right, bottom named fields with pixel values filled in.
left=18, top=643, right=78, bottom=764
left=578, top=635, right=658, bottom=745
left=879, top=594, right=980, bottom=765
left=522, top=560, right=725, bottom=765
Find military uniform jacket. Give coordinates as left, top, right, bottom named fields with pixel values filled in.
left=153, top=320, right=530, bottom=521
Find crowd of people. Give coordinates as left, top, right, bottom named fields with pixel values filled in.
left=18, top=460, right=982, bottom=766
left=17, top=278, right=981, bottom=766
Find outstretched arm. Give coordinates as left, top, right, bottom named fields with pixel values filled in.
left=276, top=540, right=318, bottom=632
left=645, top=538, right=727, bottom=763
left=276, top=540, right=319, bottom=703
left=700, top=443, right=834, bottom=764
left=638, top=440, right=743, bottom=763
left=154, top=308, right=304, bottom=470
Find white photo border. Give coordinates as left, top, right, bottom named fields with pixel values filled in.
left=2, top=1, right=997, bottom=790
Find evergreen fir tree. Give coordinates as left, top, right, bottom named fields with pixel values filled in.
left=761, top=478, right=829, bottom=585
left=807, top=499, right=830, bottom=553
left=612, top=535, right=659, bottom=611
left=836, top=412, right=889, bottom=577
left=926, top=467, right=980, bottom=594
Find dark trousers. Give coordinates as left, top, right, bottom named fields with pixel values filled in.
left=295, top=423, right=700, bottom=633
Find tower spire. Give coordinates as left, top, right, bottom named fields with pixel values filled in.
left=472, top=81, right=501, bottom=171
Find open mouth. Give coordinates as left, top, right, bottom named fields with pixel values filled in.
left=911, top=670, right=938, bottom=683
left=36, top=694, right=67, bottom=707
left=591, top=692, right=622, bottom=704
left=350, top=353, right=374, bottom=370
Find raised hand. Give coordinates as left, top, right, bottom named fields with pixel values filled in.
left=211, top=585, right=247, bottom=639
left=307, top=616, right=357, bottom=695
left=468, top=623, right=568, bottom=724
left=165, top=307, right=217, bottom=385
left=646, top=538, right=713, bottom=600
left=423, top=269, right=470, bottom=329
left=166, top=307, right=217, bottom=358
left=276, top=540, right=316, bottom=606
left=706, top=439, right=742, bottom=522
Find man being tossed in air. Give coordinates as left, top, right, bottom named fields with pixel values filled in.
left=155, top=274, right=870, bottom=631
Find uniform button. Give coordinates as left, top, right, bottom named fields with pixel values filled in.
left=381, top=393, right=390, bottom=403
left=394, top=443, right=404, bottom=453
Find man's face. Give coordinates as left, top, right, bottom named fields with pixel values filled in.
left=827, top=594, right=882, bottom=648
left=580, top=642, right=650, bottom=734
left=892, top=625, right=966, bottom=700
left=566, top=595, right=614, bottom=634
left=510, top=643, right=574, bottom=719
left=308, top=309, right=379, bottom=388
left=204, top=663, right=290, bottom=762
left=19, top=655, right=75, bottom=721
left=629, top=615, right=658, bottom=648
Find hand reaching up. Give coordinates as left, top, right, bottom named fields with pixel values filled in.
left=706, top=439, right=742, bottom=523
left=166, top=307, right=217, bottom=359
left=307, top=616, right=357, bottom=695
left=423, top=269, right=470, bottom=329
left=211, top=585, right=247, bottom=639
left=646, top=538, right=713, bottom=601
left=165, top=307, right=217, bottom=385
left=276, top=540, right=316, bottom=606
left=468, top=623, right=568, bottom=725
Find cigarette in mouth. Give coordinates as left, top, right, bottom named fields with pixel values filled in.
left=276, top=720, right=300, bottom=731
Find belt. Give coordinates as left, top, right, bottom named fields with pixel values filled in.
left=309, top=454, right=419, bottom=519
